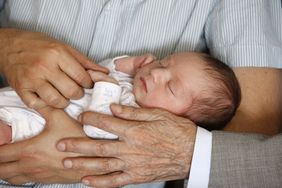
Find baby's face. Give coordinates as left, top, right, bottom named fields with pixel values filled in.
left=133, top=52, right=207, bottom=115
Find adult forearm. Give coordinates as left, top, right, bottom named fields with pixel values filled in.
left=206, top=0, right=282, bottom=135
left=225, top=68, right=282, bottom=135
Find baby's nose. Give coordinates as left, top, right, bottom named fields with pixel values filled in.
left=151, top=68, right=161, bottom=78
left=150, top=68, right=167, bottom=83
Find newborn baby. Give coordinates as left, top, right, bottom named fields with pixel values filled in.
left=0, top=52, right=241, bottom=144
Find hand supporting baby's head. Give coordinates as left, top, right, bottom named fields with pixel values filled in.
left=132, top=52, right=241, bottom=130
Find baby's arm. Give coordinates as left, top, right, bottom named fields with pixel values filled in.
left=84, top=70, right=121, bottom=139
left=0, top=120, right=12, bottom=145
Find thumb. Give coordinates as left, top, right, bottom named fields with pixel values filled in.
left=110, top=104, right=167, bottom=121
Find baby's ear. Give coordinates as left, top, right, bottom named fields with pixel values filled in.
left=137, top=53, right=156, bottom=68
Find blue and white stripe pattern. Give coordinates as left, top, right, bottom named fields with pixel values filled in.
left=0, top=181, right=164, bottom=188
left=0, top=182, right=85, bottom=188
left=0, top=0, right=281, bottom=187
left=0, top=0, right=280, bottom=67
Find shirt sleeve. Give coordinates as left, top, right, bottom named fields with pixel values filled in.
left=187, top=127, right=212, bottom=188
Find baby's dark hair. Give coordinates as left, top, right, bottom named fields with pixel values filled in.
left=185, top=54, right=241, bottom=131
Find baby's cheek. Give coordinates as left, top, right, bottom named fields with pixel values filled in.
left=139, top=97, right=163, bottom=108
left=134, top=92, right=150, bottom=107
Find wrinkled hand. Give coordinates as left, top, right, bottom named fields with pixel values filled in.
left=0, top=107, right=95, bottom=185
left=0, top=28, right=108, bottom=109
left=57, top=104, right=197, bottom=188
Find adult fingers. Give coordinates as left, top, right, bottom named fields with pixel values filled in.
left=79, top=111, right=134, bottom=138
left=88, top=70, right=118, bottom=84
left=82, top=173, right=132, bottom=188
left=0, top=162, right=20, bottom=179
left=62, top=157, right=125, bottom=174
left=19, top=89, right=47, bottom=110
left=49, top=69, right=84, bottom=100
left=0, top=142, right=23, bottom=163
left=35, top=80, right=69, bottom=108
left=110, top=104, right=169, bottom=121
left=58, top=52, right=94, bottom=89
left=57, top=137, right=124, bottom=157
left=66, top=46, right=108, bottom=73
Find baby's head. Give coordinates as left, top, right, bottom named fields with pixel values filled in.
left=133, top=52, right=241, bottom=130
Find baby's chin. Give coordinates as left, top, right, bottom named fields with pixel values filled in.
left=134, top=96, right=145, bottom=107
left=133, top=94, right=149, bottom=108
left=132, top=83, right=145, bottom=105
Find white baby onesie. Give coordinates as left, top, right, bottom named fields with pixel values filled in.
left=0, top=56, right=138, bottom=142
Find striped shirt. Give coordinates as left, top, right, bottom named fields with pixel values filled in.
left=0, top=0, right=281, bottom=67
left=0, top=0, right=281, bottom=188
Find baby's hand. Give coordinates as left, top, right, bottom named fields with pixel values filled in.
left=115, top=54, right=156, bottom=75
left=87, top=70, right=118, bottom=85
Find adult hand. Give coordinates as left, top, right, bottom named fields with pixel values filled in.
left=0, top=28, right=108, bottom=109
left=0, top=107, right=97, bottom=185
left=87, top=70, right=118, bottom=84
left=57, top=104, right=197, bottom=188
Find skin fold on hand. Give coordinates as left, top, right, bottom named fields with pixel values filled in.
left=0, top=106, right=103, bottom=185
left=0, top=28, right=108, bottom=110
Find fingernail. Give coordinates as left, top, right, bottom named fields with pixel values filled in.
left=57, top=142, right=66, bottom=151
left=63, top=160, right=73, bottom=169
left=82, top=179, right=90, bottom=186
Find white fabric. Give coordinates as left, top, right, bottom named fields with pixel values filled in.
left=0, top=0, right=280, bottom=187
left=83, top=81, right=122, bottom=139
left=0, top=57, right=137, bottom=142
left=0, top=87, right=45, bottom=142
left=86, top=82, right=122, bottom=116
left=187, top=127, right=212, bottom=188
left=99, top=56, right=139, bottom=108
